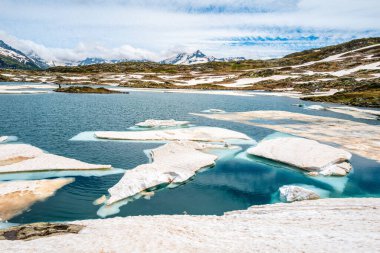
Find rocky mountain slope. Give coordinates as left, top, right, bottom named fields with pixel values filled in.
left=0, top=40, right=42, bottom=70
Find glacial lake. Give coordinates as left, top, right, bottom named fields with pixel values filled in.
left=1, top=82, right=380, bottom=224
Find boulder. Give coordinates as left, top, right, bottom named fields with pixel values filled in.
left=279, top=185, right=320, bottom=202
left=0, top=222, right=83, bottom=241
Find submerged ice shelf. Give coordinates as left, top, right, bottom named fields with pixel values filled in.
left=236, top=148, right=349, bottom=193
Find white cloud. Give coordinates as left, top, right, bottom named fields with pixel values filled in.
left=0, top=0, right=379, bottom=61
left=0, top=31, right=159, bottom=64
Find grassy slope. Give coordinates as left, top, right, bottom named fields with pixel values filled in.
left=302, top=83, right=380, bottom=107
left=0, top=55, right=40, bottom=70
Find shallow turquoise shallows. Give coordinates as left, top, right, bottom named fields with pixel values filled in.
left=0, top=84, right=379, bottom=224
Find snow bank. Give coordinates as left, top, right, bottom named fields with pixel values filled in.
left=0, top=178, right=74, bottom=221
left=328, top=107, right=380, bottom=120
left=0, top=144, right=111, bottom=173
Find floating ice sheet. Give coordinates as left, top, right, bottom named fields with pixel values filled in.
left=237, top=150, right=350, bottom=193
left=0, top=168, right=124, bottom=181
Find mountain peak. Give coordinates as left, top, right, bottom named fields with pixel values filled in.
left=160, top=50, right=245, bottom=65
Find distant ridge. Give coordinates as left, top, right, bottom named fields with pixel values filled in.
left=160, top=50, right=245, bottom=65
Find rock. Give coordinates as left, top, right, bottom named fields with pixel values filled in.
left=279, top=185, right=320, bottom=202
left=135, top=119, right=190, bottom=128
left=319, top=162, right=352, bottom=176
left=0, top=144, right=111, bottom=173
left=95, top=126, right=252, bottom=143
left=0, top=222, right=84, bottom=241
left=307, top=171, right=320, bottom=177
left=247, top=136, right=352, bottom=175
left=0, top=178, right=74, bottom=221
left=106, top=141, right=219, bottom=205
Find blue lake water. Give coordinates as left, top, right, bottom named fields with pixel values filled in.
left=0, top=83, right=379, bottom=224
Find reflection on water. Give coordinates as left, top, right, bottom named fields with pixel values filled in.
left=0, top=84, right=379, bottom=224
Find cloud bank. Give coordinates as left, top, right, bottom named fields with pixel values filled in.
left=0, top=0, right=379, bottom=63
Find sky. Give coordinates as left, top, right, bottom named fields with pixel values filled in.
left=0, top=0, right=379, bottom=63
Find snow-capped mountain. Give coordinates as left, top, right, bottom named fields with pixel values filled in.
left=78, top=57, right=149, bottom=66
left=0, top=40, right=41, bottom=69
left=160, top=50, right=245, bottom=65
left=27, top=51, right=50, bottom=69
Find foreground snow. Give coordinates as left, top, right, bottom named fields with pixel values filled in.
left=1, top=198, right=379, bottom=253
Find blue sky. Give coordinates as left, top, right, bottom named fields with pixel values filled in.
left=0, top=0, right=379, bottom=63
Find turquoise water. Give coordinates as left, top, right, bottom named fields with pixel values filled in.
left=0, top=83, right=379, bottom=224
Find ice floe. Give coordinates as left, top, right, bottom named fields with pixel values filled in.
left=0, top=136, right=18, bottom=143
left=93, top=126, right=253, bottom=144
left=201, top=109, right=226, bottom=113
left=0, top=144, right=111, bottom=173
left=304, top=105, right=326, bottom=110
left=247, top=136, right=352, bottom=176
left=192, top=110, right=380, bottom=162
left=0, top=178, right=74, bottom=221
left=135, top=119, right=190, bottom=128
left=98, top=141, right=231, bottom=216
